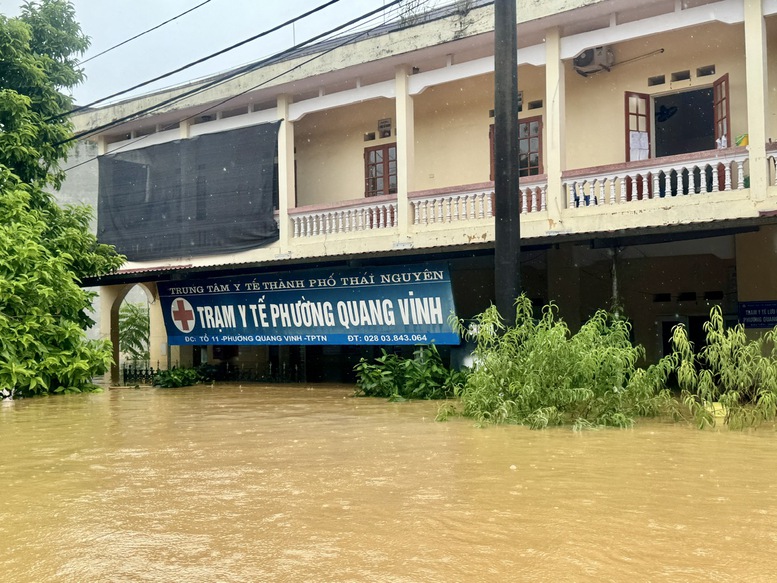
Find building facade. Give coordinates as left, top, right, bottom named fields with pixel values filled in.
left=69, top=0, right=777, bottom=383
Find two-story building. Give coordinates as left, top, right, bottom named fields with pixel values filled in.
left=70, top=0, right=777, bottom=383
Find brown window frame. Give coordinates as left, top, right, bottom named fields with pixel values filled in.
left=624, top=91, right=651, bottom=162
left=713, top=73, right=730, bottom=147
left=489, top=116, right=543, bottom=181
left=364, top=142, right=397, bottom=197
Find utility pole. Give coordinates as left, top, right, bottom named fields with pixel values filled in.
left=493, top=0, right=521, bottom=326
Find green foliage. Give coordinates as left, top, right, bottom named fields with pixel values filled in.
left=453, top=295, right=672, bottom=429
left=0, top=172, right=115, bottom=397
left=153, top=367, right=202, bottom=389
left=0, top=1, right=88, bottom=189
left=672, top=305, right=777, bottom=429
left=0, top=2, right=123, bottom=398
left=195, top=363, right=219, bottom=382
left=354, top=345, right=468, bottom=400
left=119, top=302, right=150, bottom=362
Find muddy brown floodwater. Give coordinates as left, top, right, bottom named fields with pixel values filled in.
left=1, top=384, right=776, bottom=582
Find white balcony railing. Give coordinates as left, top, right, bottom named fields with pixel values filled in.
left=409, top=178, right=547, bottom=225
left=289, top=195, right=397, bottom=238
left=286, top=148, right=756, bottom=241
left=767, top=143, right=777, bottom=186
left=563, top=148, right=749, bottom=209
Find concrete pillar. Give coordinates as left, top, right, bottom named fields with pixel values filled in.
left=736, top=226, right=777, bottom=301
left=277, top=95, right=296, bottom=252
left=99, top=285, right=123, bottom=385
left=174, top=346, right=194, bottom=369
left=544, top=26, right=566, bottom=220
left=179, top=118, right=192, bottom=140
left=744, top=0, right=769, bottom=200
left=736, top=225, right=777, bottom=339
left=547, top=244, right=581, bottom=330
left=144, top=282, right=169, bottom=370
left=395, top=65, right=415, bottom=238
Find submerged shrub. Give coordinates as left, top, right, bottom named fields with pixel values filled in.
left=354, top=345, right=468, bottom=400
left=153, top=367, right=201, bottom=388
left=672, top=305, right=777, bottom=429
left=452, top=295, right=672, bottom=429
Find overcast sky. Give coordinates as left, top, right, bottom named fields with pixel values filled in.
left=0, top=0, right=446, bottom=106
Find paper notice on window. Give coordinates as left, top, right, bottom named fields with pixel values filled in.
left=629, top=130, right=649, bottom=161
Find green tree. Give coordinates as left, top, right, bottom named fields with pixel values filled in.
left=0, top=1, right=123, bottom=398
left=119, top=302, right=150, bottom=363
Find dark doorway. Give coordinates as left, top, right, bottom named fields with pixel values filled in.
left=654, top=88, right=714, bottom=157
left=661, top=316, right=708, bottom=357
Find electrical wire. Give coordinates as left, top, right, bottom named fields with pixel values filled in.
left=60, top=0, right=406, bottom=146
left=175, top=4, right=418, bottom=128
left=63, top=0, right=344, bottom=117
left=60, top=0, right=416, bottom=172
left=60, top=0, right=444, bottom=173
left=60, top=2, right=420, bottom=177
left=78, top=0, right=214, bottom=65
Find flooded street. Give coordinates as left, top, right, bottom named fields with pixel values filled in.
left=1, top=384, right=776, bottom=582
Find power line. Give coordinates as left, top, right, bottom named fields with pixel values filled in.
left=61, top=0, right=406, bottom=146
left=60, top=0, right=418, bottom=173
left=60, top=0, right=441, bottom=174
left=60, top=0, right=420, bottom=176
left=64, top=0, right=344, bottom=117
left=176, top=6, right=411, bottom=126
left=78, top=0, right=214, bottom=65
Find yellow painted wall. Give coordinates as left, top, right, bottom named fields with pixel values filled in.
left=295, top=66, right=546, bottom=204
left=296, top=22, right=749, bottom=205
left=295, top=99, right=395, bottom=206
left=566, top=22, right=747, bottom=169
left=413, top=74, right=493, bottom=190
left=413, top=65, right=545, bottom=191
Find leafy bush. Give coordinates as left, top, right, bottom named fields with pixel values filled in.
left=354, top=345, right=468, bottom=400
left=451, top=296, right=672, bottom=429
left=672, top=305, right=777, bottom=429
left=153, top=367, right=201, bottom=388
left=195, top=363, right=219, bottom=382
left=119, top=302, right=149, bottom=361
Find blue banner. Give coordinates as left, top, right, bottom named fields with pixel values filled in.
left=158, top=263, right=460, bottom=345
left=739, top=301, right=777, bottom=328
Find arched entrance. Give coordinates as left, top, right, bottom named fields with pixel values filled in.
left=100, top=282, right=168, bottom=384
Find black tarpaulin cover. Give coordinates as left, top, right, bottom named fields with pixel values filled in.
left=98, top=121, right=280, bottom=261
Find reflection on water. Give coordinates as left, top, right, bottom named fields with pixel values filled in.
left=1, top=384, right=776, bottom=582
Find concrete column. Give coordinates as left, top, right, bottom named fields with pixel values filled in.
left=547, top=244, right=581, bottom=330
left=544, top=27, right=566, bottom=221
left=99, top=285, right=123, bottom=385
left=736, top=225, right=777, bottom=339
left=277, top=95, right=296, bottom=252
left=736, top=226, right=777, bottom=302
left=395, top=65, right=415, bottom=238
left=744, top=0, right=769, bottom=200
left=179, top=118, right=192, bottom=140
left=144, top=282, right=169, bottom=370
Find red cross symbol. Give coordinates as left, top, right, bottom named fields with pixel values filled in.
left=171, top=298, right=195, bottom=333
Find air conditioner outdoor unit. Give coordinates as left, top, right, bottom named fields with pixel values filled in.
left=573, top=46, right=614, bottom=76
